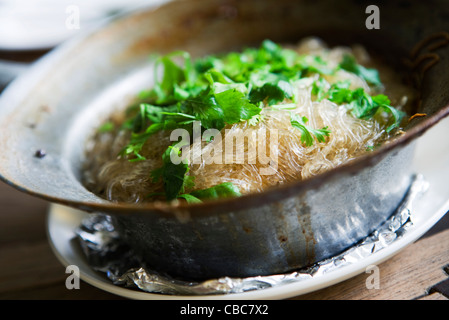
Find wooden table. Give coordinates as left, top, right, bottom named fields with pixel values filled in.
left=1, top=52, right=448, bottom=301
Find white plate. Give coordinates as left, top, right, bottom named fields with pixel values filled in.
left=0, top=0, right=169, bottom=51
left=46, top=116, right=449, bottom=300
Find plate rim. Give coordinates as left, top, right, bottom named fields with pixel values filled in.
left=46, top=196, right=449, bottom=300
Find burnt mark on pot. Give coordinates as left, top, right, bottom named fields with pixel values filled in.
left=34, top=149, right=46, bottom=159
left=278, top=235, right=288, bottom=243
left=274, top=201, right=303, bottom=268
left=297, top=198, right=316, bottom=266
left=242, top=226, right=252, bottom=234
left=25, top=105, right=52, bottom=130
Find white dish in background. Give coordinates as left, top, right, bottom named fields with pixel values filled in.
left=0, top=0, right=169, bottom=51
left=46, top=116, right=449, bottom=300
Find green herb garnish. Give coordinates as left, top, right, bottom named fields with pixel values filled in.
left=115, top=40, right=405, bottom=202
left=312, top=79, right=405, bottom=133
left=97, top=121, right=115, bottom=133
left=177, top=182, right=242, bottom=204
left=150, top=146, right=191, bottom=201
left=121, top=40, right=340, bottom=160
left=290, top=114, right=331, bottom=147
left=339, top=54, right=381, bottom=87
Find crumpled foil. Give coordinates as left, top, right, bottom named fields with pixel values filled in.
left=75, top=174, right=428, bottom=296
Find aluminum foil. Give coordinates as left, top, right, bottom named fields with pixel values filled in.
left=75, top=174, right=428, bottom=296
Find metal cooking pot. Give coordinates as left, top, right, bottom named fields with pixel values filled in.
left=0, top=0, right=448, bottom=280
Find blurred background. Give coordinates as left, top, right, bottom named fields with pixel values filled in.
left=0, top=0, right=169, bottom=90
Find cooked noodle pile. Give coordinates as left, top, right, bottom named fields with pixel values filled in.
left=82, top=38, right=411, bottom=203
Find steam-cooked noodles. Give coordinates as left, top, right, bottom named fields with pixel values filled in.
left=82, top=38, right=412, bottom=204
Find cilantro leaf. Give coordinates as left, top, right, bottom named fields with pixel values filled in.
left=372, top=95, right=406, bottom=133
left=261, top=39, right=281, bottom=56
left=194, top=55, right=224, bottom=73
left=372, top=94, right=391, bottom=106
left=97, top=121, right=114, bottom=133
left=348, top=88, right=378, bottom=119
left=151, top=145, right=190, bottom=201
left=152, top=149, right=243, bottom=202
left=214, top=88, right=262, bottom=123
left=311, top=79, right=405, bottom=133
left=119, top=103, right=186, bottom=160
left=119, top=122, right=165, bottom=160
left=177, top=193, right=203, bottom=204
left=312, top=79, right=354, bottom=104
left=311, top=77, right=328, bottom=101
left=326, top=81, right=353, bottom=104
left=297, top=55, right=334, bottom=76
left=188, top=182, right=241, bottom=200
left=204, top=68, right=234, bottom=85
left=182, top=91, right=225, bottom=130
left=152, top=51, right=192, bottom=104
left=290, top=113, right=331, bottom=147
left=176, top=182, right=242, bottom=204
left=249, top=80, right=294, bottom=105
left=340, top=54, right=381, bottom=86
left=348, top=90, right=405, bottom=131
left=131, top=103, right=179, bottom=133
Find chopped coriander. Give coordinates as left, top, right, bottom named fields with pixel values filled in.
left=97, top=121, right=115, bottom=133
left=366, top=143, right=381, bottom=152
left=184, top=182, right=241, bottom=202
left=339, top=54, right=381, bottom=87
left=114, top=40, right=406, bottom=202
left=311, top=77, right=328, bottom=101
left=150, top=145, right=190, bottom=201
left=214, top=89, right=262, bottom=125
left=290, top=113, right=331, bottom=147
left=311, top=78, right=405, bottom=133
left=249, top=80, right=294, bottom=105
left=177, top=193, right=203, bottom=204
left=152, top=51, right=193, bottom=104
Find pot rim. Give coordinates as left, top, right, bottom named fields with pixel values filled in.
left=1, top=1, right=449, bottom=217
